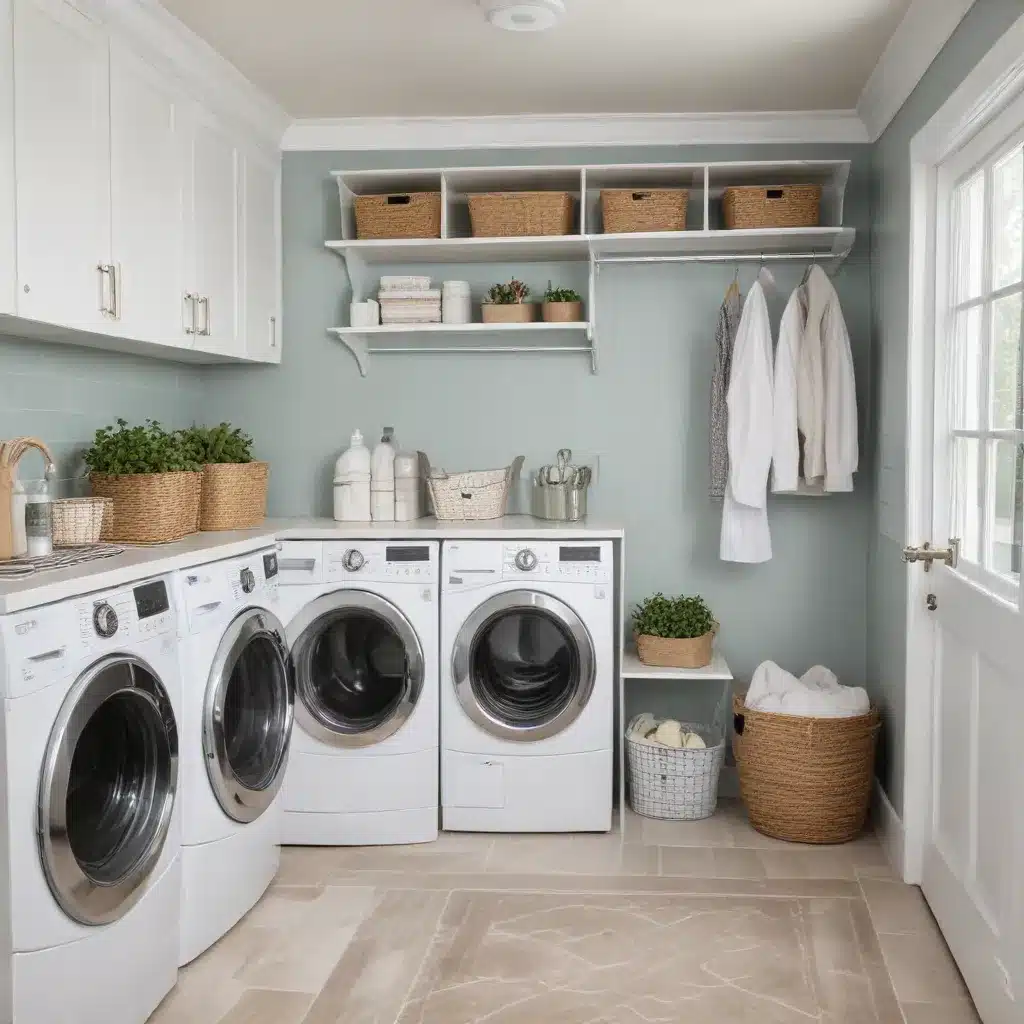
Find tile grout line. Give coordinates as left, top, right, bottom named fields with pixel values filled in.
left=391, top=888, right=455, bottom=1024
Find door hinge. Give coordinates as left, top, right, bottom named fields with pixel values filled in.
left=902, top=538, right=960, bottom=572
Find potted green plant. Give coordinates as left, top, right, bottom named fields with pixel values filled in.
left=632, top=593, right=718, bottom=669
left=180, top=423, right=269, bottom=530
left=481, top=278, right=535, bottom=324
left=542, top=282, right=583, bottom=323
left=85, top=418, right=203, bottom=543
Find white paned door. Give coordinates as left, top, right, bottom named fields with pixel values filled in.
left=13, top=0, right=110, bottom=330
left=242, top=150, right=281, bottom=363
left=108, top=41, right=185, bottom=347
left=919, top=123, right=1024, bottom=1023
left=190, top=112, right=241, bottom=356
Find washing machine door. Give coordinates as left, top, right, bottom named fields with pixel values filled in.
left=289, top=590, right=424, bottom=748
left=38, top=654, right=178, bottom=926
left=204, top=608, right=294, bottom=824
left=452, top=590, right=596, bottom=742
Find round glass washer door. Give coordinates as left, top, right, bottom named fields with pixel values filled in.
left=452, top=591, right=596, bottom=742
left=204, top=608, right=294, bottom=824
left=288, top=590, right=425, bottom=748
left=38, top=655, right=178, bottom=927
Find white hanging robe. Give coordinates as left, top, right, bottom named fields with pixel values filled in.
left=771, top=284, right=810, bottom=493
left=721, top=280, right=774, bottom=563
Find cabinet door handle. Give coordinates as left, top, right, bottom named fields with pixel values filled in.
left=97, top=264, right=114, bottom=317
left=199, top=296, right=211, bottom=336
left=184, top=293, right=196, bottom=334
left=270, top=315, right=277, bottom=348
left=112, top=264, right=121, bottom=321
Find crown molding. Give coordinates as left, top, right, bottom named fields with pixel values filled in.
left=281, top=110, right=870, bottom=152
left=857, top=0, right=976, bottom=142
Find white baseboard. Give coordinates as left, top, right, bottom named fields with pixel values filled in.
left=873, top=778, right=905, bottom=881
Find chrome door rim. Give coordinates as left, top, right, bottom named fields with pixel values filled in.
left=38, top=654, right=178, bottom=926
left=204, top=608, right=294, bottom=824
left=452, top=590, right=596, bottom=742
left=288, top=590, right=425, bottom=748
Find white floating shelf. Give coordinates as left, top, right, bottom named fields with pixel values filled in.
left=325, top=235, right=591, bottom=265
left=589, top=227, right=855, bottom=262
left=330, top=321, right=590, bottom=337
left=622, top=649, right=733, bottom=682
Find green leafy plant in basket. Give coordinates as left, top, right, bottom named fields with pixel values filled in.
left=84, top=418, right=202, bottom=474
left=543, top=282, right=582, bottom=303
left=632, top=593, right=717, bottom=669
left=179, top=423, right=254, bottom=465
left=485, top=279, right=531, bottom=304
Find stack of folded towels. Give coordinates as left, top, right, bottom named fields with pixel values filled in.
left=378, top=275, right=442, bottom=325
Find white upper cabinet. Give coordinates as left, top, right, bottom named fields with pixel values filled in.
left=242, top=149, right=281, bottom=363
left=108, top=40, right=186, bottom=347
left=13, top=0, right=111, bottom=331
left=189, top=111, right=242, bottom=357
left=0, top=0, right=15, bottom=315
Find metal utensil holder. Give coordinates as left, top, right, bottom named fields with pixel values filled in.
left=532, top=478, right=588, bottom=521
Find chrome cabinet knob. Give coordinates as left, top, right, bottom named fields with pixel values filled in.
left=342, top=549, right=365, bottom=572
left=93, top=603, right=118, bottom=639
left=515, top=549, right=538, bottom=572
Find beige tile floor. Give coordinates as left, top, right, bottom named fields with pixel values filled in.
left=150, top=801, right=981, bottom=1024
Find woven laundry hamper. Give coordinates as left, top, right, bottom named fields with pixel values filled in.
left=732, top=696, right=881, bottom=844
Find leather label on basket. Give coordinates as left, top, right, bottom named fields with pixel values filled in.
left=733, top=713, right=745, bottom=736
left=387, top=195, right=411, bottom=205
left=766, top=189, right=784, bottom=199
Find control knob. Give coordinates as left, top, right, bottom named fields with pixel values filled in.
left=239, top=567, right=256, bottom=594
left=93, top=603, right=119, bottom=639
left=342, top=549, right=365, bottom=572
left=514, top=548, right=538, bottom=572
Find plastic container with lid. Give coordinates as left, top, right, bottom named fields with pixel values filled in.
left=394, top=451, right=422, bottom=522
left=370, top=427, right=396, bottom=522
left=442, top=280, right=472, bottom=325
left=333, top=429, right=371, bottom=522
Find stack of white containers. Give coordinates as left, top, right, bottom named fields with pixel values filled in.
left=378, top=275, right=441, bottom=324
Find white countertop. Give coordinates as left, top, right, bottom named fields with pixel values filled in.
left=0, top=516, right=624, bottom=615
left=269, top=515, right=626, bottom=541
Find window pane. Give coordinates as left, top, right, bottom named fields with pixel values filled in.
left=951, top=306, right=983, bottom=429
left=953, top=437, right=982, bottom=565
left=992, top=145, right=1023, bottom=291
left=991, top=292, right=1022, bottom=430
left=987, top=440, right=1022, bottom=580
left=953, top=172, right=985, bottom=304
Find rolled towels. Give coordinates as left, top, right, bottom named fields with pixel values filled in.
left=654, top=719, right=684, bottom=748
left=684, top=732, right=706, bottom=749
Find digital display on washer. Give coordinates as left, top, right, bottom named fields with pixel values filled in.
left=134, top=580, right=169, bottom=619
left=559, top=546, right=602, bottom=563
left=263, top=552, right=279, bottom=579
left=386, top=545, right=431, bottom=563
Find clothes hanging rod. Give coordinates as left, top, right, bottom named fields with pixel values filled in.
left=594, top=251, right=846, bottom=266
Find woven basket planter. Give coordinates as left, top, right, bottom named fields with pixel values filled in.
left=722, top=185, right=822, bottom=229
left=354, top=192, right=441, bottom=240
left=469, top=192, right=574, bottom=237
left=732, top=696, right=881, bottom=844
left=635, top=627, right=716, bottom=669
left=482, top=303, right=536, bottom=324
left=601, top=189, right=689, bottom=233
left=200, top=461, right=269, bottom=531
left=542, top=300, right=583, bottom=323
left=52, top=497, right=112, bottom=547
left=91, top=471, right=202, bottom=544
left=428, top=456, right=524, bottom=521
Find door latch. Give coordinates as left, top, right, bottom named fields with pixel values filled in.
left=902, top=538, right=960, bottom=572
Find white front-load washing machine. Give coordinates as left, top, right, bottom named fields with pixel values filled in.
left=0, top=574, right=181, bottom=1024
left=277, top=539, right=439, bottom=845
left=175, top=546, right=293, bottom=966
left=441, top=540, right=614, bottom=832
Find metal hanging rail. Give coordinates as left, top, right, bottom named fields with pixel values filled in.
left=593, top=250, right=848, bottom=266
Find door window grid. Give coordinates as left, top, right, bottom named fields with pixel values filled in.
left=948, top=139, right=1023, bottom=587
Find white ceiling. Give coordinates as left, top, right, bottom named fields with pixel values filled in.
left=160, top=0, right=913, bottom=119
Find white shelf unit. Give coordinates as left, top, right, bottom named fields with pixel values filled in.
left=621, top=648, right=734, bottom=682
left=326, top=160, right=855, bottom=376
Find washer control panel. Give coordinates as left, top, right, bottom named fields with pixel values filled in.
left=502, top=542, right=613, bottom=583
left=323, top=541, right=439, bottom=583
left=77, top=576, right=175, bottom=647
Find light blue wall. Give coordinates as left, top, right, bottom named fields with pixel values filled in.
left=0, top=336, right=206, bottom=494
left=203, top=143, right=874, bottom=691
left=868, top=0, right=1022, bottom=814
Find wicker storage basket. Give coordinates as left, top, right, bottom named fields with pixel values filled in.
left=91, top=471, right=202, bottom=544
left=354, top=192, right=441, bottom=240
left=469, top=192, right=573, bottom=237
left=427, top=456, right=524, bottom=521
left=635, top=626, right=717, bottom=669
left=601, top=189, right=689, bottom=233
left=481, top=303, right=536, bottom=324
left=722, top=185, right=822, bottom=229
left=51, top=497, right=112, bottom=547
left=732, top=696, right=881, bottom=844
left=200, top=461, right=269, bottom=531
left=626, top=716, right=726, bottom=820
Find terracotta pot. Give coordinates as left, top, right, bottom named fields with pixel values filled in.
left=481, top=302, right=536, bottom=324
left=542, top=300, right=583, bottom=323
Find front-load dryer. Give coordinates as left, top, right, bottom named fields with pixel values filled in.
left=0, top=575, right=181, bottom=1024
left=175, top=546, right=293, bottom=966
left=277, top=539, right=439, bottom=846
left=441, top=540, right=614, bottom=833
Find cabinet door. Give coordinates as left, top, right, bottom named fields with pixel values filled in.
left=13, top=0, right=110, bottom=329
left=0, top=0, right=15, bottom=315
left=191, top=113, right=241, bottom=356
left=242, top=150, right=281, bottom=363
left=109, top=41, right=185, bottom=346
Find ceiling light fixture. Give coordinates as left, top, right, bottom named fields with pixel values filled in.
left=478, top=0, right=566, bottom=33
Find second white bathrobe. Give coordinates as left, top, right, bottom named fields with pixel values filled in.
left=721, top=279, right=774, bottom=563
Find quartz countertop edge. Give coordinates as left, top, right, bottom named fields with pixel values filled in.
left=0, top=516, right=625, bottom=614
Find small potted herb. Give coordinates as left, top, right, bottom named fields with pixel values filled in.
left=481, top=279, right=535, bottom=324
left=85, top=419, right=203, bottom=543
left=542, top=282, right=583, bottom=323
left=180, top=423, right=269, bottom=530
left=632, top=593, right=718, bottom=669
